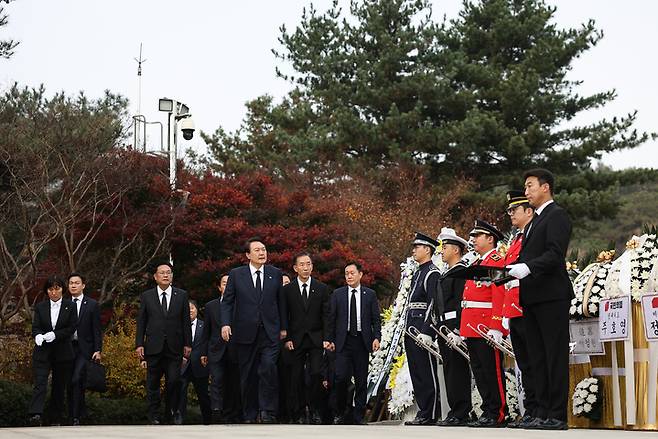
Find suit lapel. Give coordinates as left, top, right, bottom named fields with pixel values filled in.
left=524, top=202, right=554, bottom=244
left=43, top=302, right=54, bottom=332
left=242, top=267, right=257, bottom=298
left=78, top=298, right=88, bottom=322
left=194, top=320, right=203, bottom=344
left=53, top=302, right=69, bottom=330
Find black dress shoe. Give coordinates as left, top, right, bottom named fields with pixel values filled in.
left=243, top=419, right=257, bottom=424
left=311, top=412, right=322, bottom=425
left=28, top=414, right=42, bottom=427
left=529, top=418, right=568, bottom=430
left=173, top=411, right=183, bottom=425
left=507, top=414, right=532, bottom=428
left=468, top=416, right=506, bottom=428
left=405, top=417, right=436, bottom=425
left=437, top=416, right=469, bottom=426
left=333, top=416, right=345, bottom=425
left=149, top=418, right=161, bottom=425
left=72, top=418, right=81, bottom=426
left=354, top=418, right=366, bottom=425
left=260, top=413, right=277, bottom=424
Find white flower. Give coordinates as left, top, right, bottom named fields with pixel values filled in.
left=589, top=384, right=598, bottom=392
left=575, top=406, right=583, bottom=415
left=586, top=394, right=597, bottom=403
left=577, top=306, right=583, bottom=314
left=569, top=305, right=577, bottom=315
left=574, top=397, right=584, bottom=405
left=584, top=403, right=592, bottom=412
left=590, top=296, right=600, bottom=303
left=592, top=285, right=601, bottom=293
left=588, top=303, right=598, bottom=314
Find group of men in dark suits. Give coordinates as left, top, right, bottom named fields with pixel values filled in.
left=405, top=168, right=573, bottom=431
left=28, top=273, right=103, bottom=426
left=134, top=238, right=381, bottom=425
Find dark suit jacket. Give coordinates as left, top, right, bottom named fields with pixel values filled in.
left=437, top=263, right=468, bottom=331
left=201, top=297, right=227, bottom=360
left=182, top=319, right=209, bottom=378
left=32, top=298, right=77, bottom=363
left=281, top=277, right=331, bottom=348
left=328, top=286, right=381, bottom=353
left=135, top=287, right=192, bottom=357
left=73, top=296, right=102, bottom=359
left=517, top=202, right=575, bottom=306
left=220, top=264, right=284, bottom=344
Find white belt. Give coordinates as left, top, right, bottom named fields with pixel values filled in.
left=505, top=279, right=520, bottom=289
left=409, top=302, right=428, bottom=310
left=461, top=300, right=492, bottom=309
left=443, top=311, right=457, bottom=320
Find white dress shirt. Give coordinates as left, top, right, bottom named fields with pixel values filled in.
left=346, top=285, right=362, bottom=332
left=50, top=299, right=62, bottom=329
left=298, top=277, right=311, bottom=299
left=191, top=318, right=197, bottom=342
left=72, top=294, right=83, bottom=340
left=249, top=263, right=264, bottom=290
left=158, top=285, right=172, bottom=311
left=534, top=199, right=554, bottom=216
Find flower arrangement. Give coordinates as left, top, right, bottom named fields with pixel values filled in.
left=630, top=233, right=657, bottom=301
left=505, top=369, right=520, bottom=420
left=367, top=257, right=418, bottom=397
left=386, top=353, right=414, bottom=416
left=570, top=263, right=599, bottom=319
left=572, top=377, right=602, bottom=420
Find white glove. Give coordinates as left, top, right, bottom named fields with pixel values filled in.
left=502, top=317, right=510, bottom=331
left=35, top=334, right=44, bottom=346
left=487, top=329, right=503, bottom=344
left=447, top=331, right=463, bottom=346
left=43, top=331, right=56, bottom=343
left=507, top=263, right=530, bottom=279
left=418, top=333, right=433, bottom=346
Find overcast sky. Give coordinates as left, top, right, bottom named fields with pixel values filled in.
left=3, top=0, right=657, bottom=169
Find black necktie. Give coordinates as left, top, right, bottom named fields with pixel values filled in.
left=74, top=298, right=79, bottom=316
left=161, top=292, right=167, bottom=314
left=349, top=289, right=358, bottom=336
left=302, top=283, right=308, bottom=303
left=255, top=270, right=262, bottom=296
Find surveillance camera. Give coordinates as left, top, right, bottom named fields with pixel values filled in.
left=180, top=117, right=195, bottom=140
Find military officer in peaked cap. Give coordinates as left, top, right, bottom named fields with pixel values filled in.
left=502, top=190, right=538, bottom=428
left=404, top=232, right=442, bottom=425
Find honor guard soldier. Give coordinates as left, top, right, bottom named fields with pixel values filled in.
left=460, top=220, right=508, bottom=428
left=435, top=228, right=473, bottom=427
left=502, top=190, right=538, bottom=428
left=404, top=232, right=442, bottom=425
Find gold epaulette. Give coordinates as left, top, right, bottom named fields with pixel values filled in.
left=490, top=253, right=502, bottom=262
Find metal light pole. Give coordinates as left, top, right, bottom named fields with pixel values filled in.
left=158, top=98, right=192, bottom=190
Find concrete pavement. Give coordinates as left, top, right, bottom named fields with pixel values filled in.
left=0, top=424, right=654, bottom=439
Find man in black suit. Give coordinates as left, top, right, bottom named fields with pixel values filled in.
left=328, top=262, right=381, bottom=425
left=28, top=276, right=78, bottom=426
left=280, top=252, right=331, bottom=424
left=179, top=300, right=211, bottom=424
left=221, top=237, right=285, bottom=423
left=202, top=273, right=240, bottom=423
left=135, top=262, right=192, bottom=425
left=66, top=273, right=102, bottom=426
left=507, top=168, right=573, bottom=430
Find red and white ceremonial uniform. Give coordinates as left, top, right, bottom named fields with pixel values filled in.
left=502, top=233, right=523, bottom=319
left=460, top=249, right=508, bottom=338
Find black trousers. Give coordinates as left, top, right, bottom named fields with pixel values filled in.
left=208, top=344, right=242, bottom=421
left=404, top=334, right=440, bottom=420
left=335, top=334, right=369, bottom=423
left=179, top=371, right=212, bottom=424
left=523, top=299, right=570, bottom=421
left=237, top=325, right=279, bottom=421
left=509, top=316, right=537, bottom=417
left=67, top=343, right=88, bottom=420
left=287, top=335, right=324, bottom=419
left=466, top=337, right=506, bottom=422
left=29, top=358, right=72, bottom=423
left=437, top=334, right=472, bottom=419
left=145, top=343, right=182, bottom=422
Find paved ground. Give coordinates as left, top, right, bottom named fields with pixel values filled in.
left=1, top=424, right=656, bottom=439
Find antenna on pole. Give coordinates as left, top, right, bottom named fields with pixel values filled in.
left=134, top=43, right=147, bottom=150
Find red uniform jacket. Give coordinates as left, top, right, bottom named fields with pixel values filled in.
left=502, top=234, right=524, bottom=319
left=459, top=249, right=507, bottom=338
